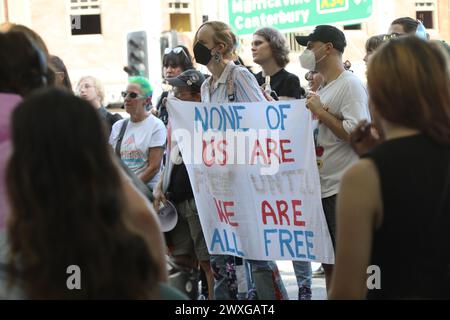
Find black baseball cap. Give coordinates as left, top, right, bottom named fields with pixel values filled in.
left=295, top=25, right=347, bottom=53
left=166, top=69, right=205, bottom=91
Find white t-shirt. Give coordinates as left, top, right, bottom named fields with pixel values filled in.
left=109, top=115, right=167, bottom=189
left=315, top=71, right=370, bottom=198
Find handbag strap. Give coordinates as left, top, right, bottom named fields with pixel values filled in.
left=115, top=119, right=129, bottom=157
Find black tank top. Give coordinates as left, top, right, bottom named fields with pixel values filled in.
left=364, top=134, right=450, bottom=299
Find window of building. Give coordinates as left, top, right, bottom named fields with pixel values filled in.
left=168, top=1, right=192, bottom=32
left=344, top=24, right=362, bottom=30
left=69, top=0, right=102, bottom=35
left=168, top=1, right=191, bottom=12
left=415, top=1, right=436, bottom=29
left=416, top=11, right=433, bottom=29
left=170, top=13, right=191, bottom=32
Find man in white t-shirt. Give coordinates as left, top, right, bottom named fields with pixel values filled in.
left=296, top=25, right=370, bottom=292
left=110, top=76, right=166, bottom=189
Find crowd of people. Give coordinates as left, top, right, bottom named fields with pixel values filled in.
left=0, top=16, right=449, bottom=300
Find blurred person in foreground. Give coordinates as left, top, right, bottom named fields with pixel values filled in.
left=0, top=23, right=55, bottom=85
left=0, top=88, right=181, bottom=299
left=0, top=31, right=49, bottom=231
left=330, top=37, right=450, bottom=299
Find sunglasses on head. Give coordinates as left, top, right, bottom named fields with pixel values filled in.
left=121, top=91, right=145, bottom=99
left=164, top=47, right=189, bottom=60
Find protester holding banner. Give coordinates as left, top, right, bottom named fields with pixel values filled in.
left=251, top=27, right=312, bottom=300
left=296, top=25, right=370, bottom=293
left=193, top=20, right=287, bottom=300
left=153, top=69, right=214, bottom=300
left=252, top=27, right=303, bottom=101
left=331, top=37, right=450, bottom=299
left=109, top=76, right=166, bottom=190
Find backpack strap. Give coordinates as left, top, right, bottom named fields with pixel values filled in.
left=226, top=64, right=242, bottom=102
left=115, top=119, right=129, bottom=157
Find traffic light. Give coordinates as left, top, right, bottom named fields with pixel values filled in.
left=126, top=31, right=149, bottom=78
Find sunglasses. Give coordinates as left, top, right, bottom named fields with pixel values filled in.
left=164, top=47, right=189, bottom=60
left=121, top=91, right=146, bottom=99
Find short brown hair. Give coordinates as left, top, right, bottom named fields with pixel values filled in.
left=368, top=36, right=450, bottom=145
left=390, top=17, right=419, bottom=34
left=365, top=34, right=385, bottom=53
left=254, top=27, right=290, bottom=68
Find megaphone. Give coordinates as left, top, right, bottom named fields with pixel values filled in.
left=158, top=200, right=178, bottom=232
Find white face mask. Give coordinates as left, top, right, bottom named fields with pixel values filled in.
left=299, top=45, right=327, bottom=71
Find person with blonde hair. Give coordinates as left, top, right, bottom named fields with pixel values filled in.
left=193, top=20, right=287, bottom=300
left=330, top=37, right=450, bottom=299
left=76, top=76, right=121, bottom=133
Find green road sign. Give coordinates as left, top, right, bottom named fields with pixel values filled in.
left=228, top=0, right=373, bottom=36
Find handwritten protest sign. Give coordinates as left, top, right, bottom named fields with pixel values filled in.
left=167, top=98, right=334, bottom=264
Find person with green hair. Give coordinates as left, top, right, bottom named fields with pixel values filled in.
left=109, top=76, right=166, bottom=190
left=128, top=76, right=153, bottom=111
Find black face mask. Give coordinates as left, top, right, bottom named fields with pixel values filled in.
left=194, top=42, right=213, bottom=66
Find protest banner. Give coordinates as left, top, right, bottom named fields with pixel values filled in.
left=167, top=98, right=334, bottom=264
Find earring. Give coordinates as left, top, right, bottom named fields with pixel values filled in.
left=214, top=52, right=222, bottom=63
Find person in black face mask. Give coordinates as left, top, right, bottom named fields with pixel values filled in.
left=193, top=21, right=271, bottom=104
left=192, top=21, right=288, bottom=301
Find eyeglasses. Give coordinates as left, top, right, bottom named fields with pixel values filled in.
left=382, top=33, right=405, bottom=41
left=121, top=91, right=146, bottom=99
left=164, top=47, right=189, bottom=60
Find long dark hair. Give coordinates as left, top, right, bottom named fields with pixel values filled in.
left=368, top=37, right=450, bottom=146
left=0, top=31, right=48, bottom=96
left=6, top=88, right=159, bottom=299
left=49, top=55, right=73, bottom=93
left=162, top=45, right=193, bottom=71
